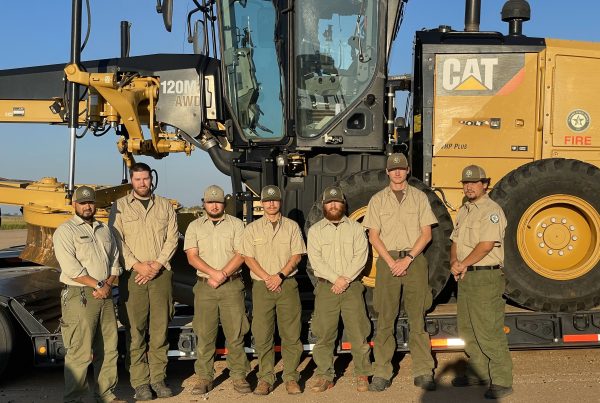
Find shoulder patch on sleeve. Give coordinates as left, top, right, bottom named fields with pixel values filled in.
left=490, top=213, right=500, bottom=224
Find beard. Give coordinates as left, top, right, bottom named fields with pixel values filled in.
left=75, top=210, right=94, bottom=222
left=206, top=210, right=225, bottom=219
left=323, top=204, right=346, bottom=221
left=133, top=187, right=151, bottom=198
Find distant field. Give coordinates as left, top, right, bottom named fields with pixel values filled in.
left=0, top=215, right=27, bottom=230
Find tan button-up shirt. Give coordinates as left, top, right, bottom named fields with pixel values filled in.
left=363, top=185, right=438, bottom=251
left=307, top=216, right=368, bottom=284
left=109, top=192, right=179, bottom=271
left=241, top=216, right=306, bottom=280
left=53, top=215, right=121, bottom=286
left=183, top=213, right=244, bottom=278
left=450, top=193, right=507, bottom=266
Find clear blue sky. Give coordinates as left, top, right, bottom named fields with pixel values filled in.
left=1, top=1, right=599, bottom=214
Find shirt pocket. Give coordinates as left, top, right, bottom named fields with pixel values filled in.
left=75, top=236, right=94, bottom=255
left=195, top=234, right=211, bottom=257
left=252, top=238, right=268, bottom=257
left=320, top=241, right=333, bottom=261
left=122, top=216, right=140, bottom=236
left=465, top=222, right=481, bottom=247
left=378, top=212, right=393, bottom=229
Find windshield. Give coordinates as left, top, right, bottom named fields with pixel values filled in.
left=219, top=0, right=284, bottom=139
left=295, top=0, right=379, bottom=138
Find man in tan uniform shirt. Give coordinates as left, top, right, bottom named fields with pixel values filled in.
left=307, top=186, right=371, bottom=393
left=184, top=185, right=251, bottom=395
left=450, top=165, right=513, bottom=400
left=109, top=162, right=178, bottom=401
left=53, top=186, right=124, bottom=403
left=363, top=153, right=438, bottom=392
left=241, top=185, right=306, bottom=395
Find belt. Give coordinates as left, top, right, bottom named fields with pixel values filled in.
left=317, top=277, right=333, bottom=285
left=466, top=265, right=501, bottom=272
left=398, top=250, right=411, bottom=258
left=317, top=277, right=355, bottom=285
left=198, top=273, right=241, bottom=283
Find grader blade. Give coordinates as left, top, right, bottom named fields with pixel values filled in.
left=20, top=224, right=59, bottom=268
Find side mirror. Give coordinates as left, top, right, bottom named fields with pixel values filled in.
left=192, top=20, right=207, bottom=55
left=156, top=0, right=173, bottom=32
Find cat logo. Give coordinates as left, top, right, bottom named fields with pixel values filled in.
left=436, top=53, right=524, bottom=97
left=442, top=57, right=498, bottom=91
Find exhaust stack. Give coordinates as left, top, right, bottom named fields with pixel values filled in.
left=502, top=0, right=531, bottom=36
left=464, top=0, right=481, bottom=32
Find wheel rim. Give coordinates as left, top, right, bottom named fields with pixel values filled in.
left=349, top=206, right=377, bottom=287
left=517, top=194, right=600, bottom=280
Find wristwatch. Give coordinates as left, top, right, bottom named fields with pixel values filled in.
left=95, top=280, right=105, bottom=290
left=277, top=272, right=286, bottom=281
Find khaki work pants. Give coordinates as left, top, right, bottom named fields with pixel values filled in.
left=372, top=252, right=434, bottom=380
left=311, top=280, right=372, bottom=380
left=457, top=269, right=513, bottom=387
left=119, top=269, right=174, bottom=388
left=61, top=286, right=118, bottom=403
left=251, top=278, right=302, bottom=384
left=192, top=277, right=250, bottom=381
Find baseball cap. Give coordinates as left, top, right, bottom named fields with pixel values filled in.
left=261, top=185, right=282, bottom=202
left=322, top=186, right=345, bottom=203
left=203, top=185, right=225, bottom=203
left=387, top=153, right=409, bottom=170
left=461, top=165, right=489, bottom=182
left=73, top=186, right=96, bottom=203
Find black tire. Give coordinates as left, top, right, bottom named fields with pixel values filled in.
left=0, top=307, right=15, bottom=380
left=490, top=159, right=600, bottom=312
left=305, top=170, right=452, bottom=299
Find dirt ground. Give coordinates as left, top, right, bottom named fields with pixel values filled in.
left=1, top=230, right=599, bottom=402
left=0, top=349, right=599, bottom=403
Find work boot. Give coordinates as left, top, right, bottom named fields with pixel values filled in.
left=133, top=384, right=153, bottom=401
left=253, top=380, right=273, bottom=395
left=310, top=377, right=334, bottom=392
left=151, top=380, right=173, bottom=398
left=368, top=377, right=391, bottom=392
left=484, top=384, right=513, bottom=399
left=356, top=376, right=369, bottom=392
left=232, top=378, right=252, bottom=394
left=414, top=374, right=436, bottom=391
left=191, top=379, right=213, bottom=395
left=285, top=380, right=302, bottom=395
left=452, top=376, right=488, bottom=387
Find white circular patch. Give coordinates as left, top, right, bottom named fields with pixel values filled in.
left=267, top=188, right=276, bottom=196
left=393, top=157, right=400, bottom=163
left=211, top=190, right=217, bottom=196
left=567, top=109, right=590, bottom=132
left=490, top=214, right=499, bottom=224
left=465, top=170, right=473, bottom=178
left=330, top=189, right=338, bottom=196
left=82, top=189, right=91, bottom=197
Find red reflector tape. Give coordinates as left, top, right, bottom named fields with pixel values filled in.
left=563, top=334, right=600, bottom=343
left=341, top=341, right=374, bottom=350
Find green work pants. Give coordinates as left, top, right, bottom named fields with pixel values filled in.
left=192, top=277, right=250, bottom=381
left=119, top=269, right=174, bottom=388
left=61, top=286, right=118, bottom=403
left=311, top=280, right=372, bottom=380
left=372, top=252, right=434, bottom=380
left=251, top=278, right=302, bottom=384
left=457, top=269, right=513, bottom=387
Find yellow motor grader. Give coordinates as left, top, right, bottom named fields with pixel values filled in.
left=0, top=0, right=599, bottom=377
